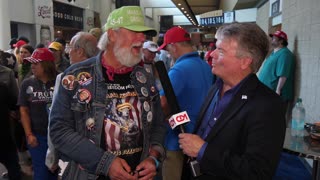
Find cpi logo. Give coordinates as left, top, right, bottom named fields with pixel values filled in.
left=175, top=114, right=189, bottom=122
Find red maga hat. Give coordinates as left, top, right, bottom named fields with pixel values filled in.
left=13, top=40, right=27, bottom=48
left=158, top=27, right=191, bottom=50
left=269, top=30, right=288, bottom=41
left=24, top=48, right=55, bottom=63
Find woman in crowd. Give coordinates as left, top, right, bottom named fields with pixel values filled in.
left=18, top=48, right=58, bottom=180
left=18, top=44, right=34, bottom=84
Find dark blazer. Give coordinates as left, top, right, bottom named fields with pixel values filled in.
left=184, top=74, right=286, bottom=180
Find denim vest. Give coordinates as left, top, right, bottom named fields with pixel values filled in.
left=50, top=52, right=166, bottom=180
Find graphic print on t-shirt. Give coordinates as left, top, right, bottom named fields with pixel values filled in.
left=103, top=82, right=143, bottom=156
left=26, top=85, right=54, bottom=103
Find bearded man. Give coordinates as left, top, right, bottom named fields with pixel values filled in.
left=49, top=6, right=166, bottom=180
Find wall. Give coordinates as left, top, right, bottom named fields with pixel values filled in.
left=6, top=0, right=109, bottom=47
left=235, top=8, right=257, bottom=22
left=98, top=0, right=113, bottom=29
left=257, top=0, right=320, bottom=123
left=9, top=0, right=34, bottom=23
left=256, top=1, right=270, bottom=33
left=282, top=0, right=320, bottom=122
left=53, top=0, right=93, bottom=10
left=0, top=0, right=11, bottom=50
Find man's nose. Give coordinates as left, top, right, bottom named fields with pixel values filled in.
left=210, top=49, right=218, bottom=59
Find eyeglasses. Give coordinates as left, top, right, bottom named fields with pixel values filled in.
left=68, top=43, right=79, bottom=49
left=66, top=44, right=80, bottom=53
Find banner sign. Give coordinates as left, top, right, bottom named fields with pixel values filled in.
left=200, top=16, right=224, bottom=26
left=53, top=1, right=83, bottom=29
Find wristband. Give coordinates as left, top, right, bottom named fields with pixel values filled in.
left=149, top=156, right=159, bottom=169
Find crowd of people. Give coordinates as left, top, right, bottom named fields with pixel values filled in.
left=0, top=5, right=295, bottom=180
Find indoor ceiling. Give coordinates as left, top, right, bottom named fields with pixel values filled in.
left=183, top=0, right=220, bottom=15
left=171, top=0, right=220, bottom=25
left=184, top=0, right=259, bottom=15
left=142, top=0, right=260, bottom=26
left=183, top=0, right=260, bottom=15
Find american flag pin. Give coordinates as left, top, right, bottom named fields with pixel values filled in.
left=241, top=95, right=247, bottom=99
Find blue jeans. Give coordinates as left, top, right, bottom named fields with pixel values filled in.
left=27, top=134, right=58, bottom=180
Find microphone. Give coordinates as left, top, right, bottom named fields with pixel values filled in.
left=155, top=61, right=201, bottom=177
left=168, top=111, right=190, bottom=132
left=155, top=61, right=188, bottom=133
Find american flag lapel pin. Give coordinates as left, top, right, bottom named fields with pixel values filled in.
left=241, top=95, right=247, bottom=100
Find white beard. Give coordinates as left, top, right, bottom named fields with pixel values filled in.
left=114, top=43, right=142, bottom=67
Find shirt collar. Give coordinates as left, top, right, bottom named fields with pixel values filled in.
left=175, top=52, right=199, bottom=64
left=216, top=74, right=253, bottom=96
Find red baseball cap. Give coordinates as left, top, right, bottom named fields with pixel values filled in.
left=269, top=30, right=288, bottom=41
left=13, top=40, right=27, bottom=48
left=158, top=27, right=191, bottom=50
left=24, top=48, right=55, bottom=63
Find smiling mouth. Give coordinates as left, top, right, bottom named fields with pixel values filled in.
left=132, top=44, right=142, bottom=49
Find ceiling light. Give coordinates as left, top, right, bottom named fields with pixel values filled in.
left=171, top=0, right=198, bottom=26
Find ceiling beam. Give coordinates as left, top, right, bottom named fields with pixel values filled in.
left=171, top=0, right=198, bottom=26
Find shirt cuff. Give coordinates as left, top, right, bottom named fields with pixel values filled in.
left=197, top=142, right=208, bottom=162
left=159, top=89, right=164, bottom=96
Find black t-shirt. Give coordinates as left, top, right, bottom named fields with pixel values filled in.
left=17, top=77, right=55, bottom=135
left=101, top=69, right=143, bottom=170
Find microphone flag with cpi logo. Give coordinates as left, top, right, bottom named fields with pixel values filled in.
left=169, top=111, right=190, bottom=129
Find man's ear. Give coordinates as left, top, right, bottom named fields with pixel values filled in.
left=107, top=29, right=116, bottom=43
left=240, top=57, right=253, bottom=70
left=78, top=48, right=85, bottom=57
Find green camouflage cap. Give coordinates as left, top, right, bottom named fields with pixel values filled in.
left=104, top=6, right=157, bottom=37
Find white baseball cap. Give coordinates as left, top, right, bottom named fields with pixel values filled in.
left=143, top=41, right=159, bottom=52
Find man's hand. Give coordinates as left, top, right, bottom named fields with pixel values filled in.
left=135, top=157, right=157, bottom=180
left=49, top=164, right=59, bottom=173
left=27, top=134, right=38, bottom=148
left=179, top=133, right=205, bottom=157
left=108, top=157, right=137, bottom=180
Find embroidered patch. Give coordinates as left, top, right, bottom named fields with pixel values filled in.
left=144, top=66, right=152, bottom=73
left=135, top=71, right=147, bottom=84
left=61, top=75, right=76, bottom=90
left=150, top=86, right=156, bottom=93
left=143, top=101, right=150, bottom=111
left=77, top=72, right=92, bottom=86
left=76, top=89, right=92, bottom=103
left=86, top=118, right=95, bottom=131
left=141, top=87, right=149, bottom=97
left=147, top=111, right=153, bottom=122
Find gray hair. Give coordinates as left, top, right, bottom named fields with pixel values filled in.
left=97, top=32, right=108, bottom=51
left=216, top=22, right=269, bottom=73
left=97, top=28, right=121, bottom=51
left=72, top=32, right=99, bottom=58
